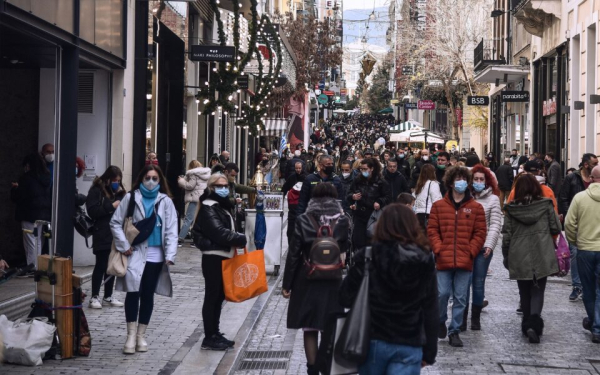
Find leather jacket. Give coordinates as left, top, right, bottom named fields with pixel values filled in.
left=192, top=196, right=247, bottom=254
left=558, top=170, right=585, bottom=215
left=346, top=174, right=391, bottom=217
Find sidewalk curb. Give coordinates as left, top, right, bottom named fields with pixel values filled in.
left=215, top=267, right=285, bottom=375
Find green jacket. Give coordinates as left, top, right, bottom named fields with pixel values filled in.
left=502, top=198, right=561, bottom=280
left=565, top=183, right=600, bottom=251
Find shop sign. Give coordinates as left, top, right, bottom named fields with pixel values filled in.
left=318, top=94, right=329, bottom=105
left=237, top=75, right=249, bottom=89
left=405, top=102, right=418, bottom=109
left=323, top=90, right=335, bottom=96
left=418, top=100, right=435, bottom=110
left=191, top=45, right=236, bottom=62
left=467, top=96, right=489, bottom=106
left=543, top=99, right=557, bottom=116
left=402, top=66, right=413, bottom=75
left=501, top=91, right=530, bottom=102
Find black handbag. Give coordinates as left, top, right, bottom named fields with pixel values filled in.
left=128, top=191, right=164, bottom=246
left=316, top=313, right=358, bottom=375
left=334, top=246, right=372, bottom=367
left=74, top=206, right=95, bottom=248
left=416, top=181, right=433, bottom=230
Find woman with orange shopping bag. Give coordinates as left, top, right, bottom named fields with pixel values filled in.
left=282, top=183, right=350, bottom=375
left=192, top=174, right=247, bottom=351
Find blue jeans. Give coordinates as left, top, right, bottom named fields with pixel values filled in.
left=438, top=269, right=471, bottom=334
left=577, top=250, right=600, bottom=335
left=359, top=340, right=423, bottom=375
left=570, top=243, right=582, bottom=288
left=466, top=248, right=494, bottom=306
left=178, top=202, right=198, bottom=240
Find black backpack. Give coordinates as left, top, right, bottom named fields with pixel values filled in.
left=304, top=215, right=344, bottom=280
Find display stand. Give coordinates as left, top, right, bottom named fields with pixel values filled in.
left=245, top=209, right=283, bottom=276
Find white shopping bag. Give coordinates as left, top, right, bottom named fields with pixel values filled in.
left=0, top=315, right=56, bottom=366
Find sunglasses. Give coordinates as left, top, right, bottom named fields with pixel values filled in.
left=144, top=176, right=159, bottom=182
left=214, top=184, right=229, bottom=188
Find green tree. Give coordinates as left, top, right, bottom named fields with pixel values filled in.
left=366, top=62, right=392, bottom=113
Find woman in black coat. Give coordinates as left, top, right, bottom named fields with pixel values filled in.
left=192, top=173, right=247, bottom=351
left=282, top=183, right=350, bottom=375
left=85, top=166, right=126, bottom=309
left=340, top=204, right=438, bottom=373
left=347, top=157, right=391, bottom=249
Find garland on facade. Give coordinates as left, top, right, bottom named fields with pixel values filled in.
left=195, top=0, right=259, bottom=116
left=236, top=14, right=283, bottom=135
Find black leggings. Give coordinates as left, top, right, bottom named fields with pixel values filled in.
left=517, top=277, right=547, bottom=317
left=202, top=254, right=227, bottom=337
left=125, top=262, right=163, bottom=324
left=352, top=214, right=371, bottom=250
left=91, top=251, right=114, bottom=298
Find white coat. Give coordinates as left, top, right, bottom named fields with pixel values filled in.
left=178, top=167, right=211, bottom=203
left=474, top=186, right=503, bottom=251
left=109, top=190, right=178, bottom=297
left=413, top=180, right=443, bottom=215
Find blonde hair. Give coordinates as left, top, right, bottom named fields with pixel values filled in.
left=207, top=173, right=228, bottom=192
left=188, top=160, right=202, bottom=170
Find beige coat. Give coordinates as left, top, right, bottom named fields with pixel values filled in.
left=178, top=167, right=211, bottom=203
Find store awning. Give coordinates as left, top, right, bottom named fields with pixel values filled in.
left=390, top=121, right=421, bottom=132
left=260, top=118, right=288, bottom=137
left=474, top=65, right=529, bottom=84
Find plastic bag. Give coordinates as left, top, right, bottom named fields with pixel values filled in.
left=0, top=315, right=56, bottom=366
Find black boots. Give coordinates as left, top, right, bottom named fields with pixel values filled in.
left=522, top=314, right=544, bottom=343
left=460, top=304, right=469, bottom=332
left=471, top=304, right=483, bottom=330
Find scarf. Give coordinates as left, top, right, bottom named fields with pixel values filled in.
left=207, top=191, right=235, bottom=210
left=306, top=197, right=343, bottom=226
left=139, top=184, right=162, bottom=247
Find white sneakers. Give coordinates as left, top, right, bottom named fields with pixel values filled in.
left=88, top=296, right=124, bottom=309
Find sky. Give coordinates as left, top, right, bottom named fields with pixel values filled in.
left=343, top=0, right=391, bottom=11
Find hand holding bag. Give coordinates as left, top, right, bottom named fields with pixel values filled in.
left=334, top=246, right=372, bottom=367
left=107, top=193, right=139, bottom=277
left=0, top=315, right=56, bottom=366
left=222, top=248, right=268, bottom=302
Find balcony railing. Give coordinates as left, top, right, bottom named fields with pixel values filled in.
left=474, top=38, right=506, bottom=72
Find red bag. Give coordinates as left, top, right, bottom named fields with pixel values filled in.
left=222, top=248, right=268, bottom=302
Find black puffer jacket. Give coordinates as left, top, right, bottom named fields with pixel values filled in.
left=192, top=192, right=247, bottom=253
left=346, top=174, right=391, bottom=217
left=558, top=170, right=585, bottom=215
left=340, top=242, right=438, bottom=365
left=11, top=171, right=52, bottom=223
left=384, top=170, right=409, bottom=201
left=410, top=159, right=435, bottom=188
left=86, top=185, right=125, bottom=253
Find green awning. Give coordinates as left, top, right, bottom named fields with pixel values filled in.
left=378, top=107, right=393, bottom=113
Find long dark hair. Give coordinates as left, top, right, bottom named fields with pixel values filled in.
left=359, top=158, right=381, bottom=182
left=512, top=173, right=542, bottom=204
left=132, top=165, right=173, bottom=197
left=415, top=164, right=436, bottom=195
left=373, top=204, right=429, bottom=251
left=24, top=153, right=49, bottom=175
left=92, top=166, right=125, bottom=198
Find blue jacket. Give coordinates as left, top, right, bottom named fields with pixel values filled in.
left=296, top=172, right=343, bottom=215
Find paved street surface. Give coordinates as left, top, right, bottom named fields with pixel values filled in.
left=2, top=242, right=600, bottom=374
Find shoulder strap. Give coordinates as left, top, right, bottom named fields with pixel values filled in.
left=126, top=191, right=136, bottom=218
left=425, top=181, right=432, bottom=210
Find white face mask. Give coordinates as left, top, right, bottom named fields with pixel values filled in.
left=342, top=172, right=351, bottom=178
left=422, top=155, right=429, bottom=161
left=44, top=154, right=54, bottom=163
left=535, top=175, right=546, bottom=184
left=143, top=179, right=159, bottom=190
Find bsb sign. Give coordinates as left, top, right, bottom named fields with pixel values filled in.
left=191, top=45, right=236, bottom=62
left=467, top=96, right=489, bottom=106
left=501, top=91, right=530, bottom=102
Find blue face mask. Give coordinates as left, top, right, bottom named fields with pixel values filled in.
left=111, top=182, right=120, bottom=191
left=215, top=187, right=230, bottom=198
left=398, top=154, right=405, bottom=158
left=454, top=180, right=468, bottom=194
left=473, top=182, right=485, bottom=192
left=362, top=171, right=370, bottom=178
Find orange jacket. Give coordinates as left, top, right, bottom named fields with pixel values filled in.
left=427, top=194, right=487, bottom=271
left=506, top=184, right=558, bottom=213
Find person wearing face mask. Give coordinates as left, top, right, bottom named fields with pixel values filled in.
left=110, top=165, right=178, bottom=354
left=427, top=166, right=487, bottom=348
left=395, top=149, right=411, bottom=179
left=435, top=152, right=451, bottom=196
left=145, top=151, right=159, bottom=166
left=461, top=165, right=502, bottom=332
left=282, top=162, right=308, bottom=247
left=338, top=160, right=356, bottom=214
left=347, top=158, right=391, bottom=250
left=506, top=160, right=559, bottom=213
left=222, top=163, right=256, bottom=218
left=411, top=149, right=435, bottom=189
left=11, top=153, right=52, bottom=273
left=384, top=160, right=410, bottom=203
left=559, top=153, right=599, bottom=302
left=86, top=166, right=127, bottom=309
left=297, top=155, right=343, bottom=215
left=192, top=174, right=247, bottom=351
left=40, top=143, right=55, bottom=183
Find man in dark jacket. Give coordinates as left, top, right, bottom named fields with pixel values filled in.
left=435, top=152, right=450, bottom=197
left=411, top=149, right=435, bottom=188
left=285, top=150, right=306, bottom=178
left=297, top=155, right=343, bottom=215
left=384, top=160, right=409, bottom=201
left=544, top=152, right=562, bottom=197
left=339, top=160, right=355, bottom=213
left=558, top=153, right=598, bottom=301
left=496, top=157, right=514, bottom=210
left=395, top=149, right=411, bottom=179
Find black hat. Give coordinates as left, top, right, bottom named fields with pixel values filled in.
left=524, top=160, right=542, bottom=173
left=365, top=149, right=374, bottom=155
left=465, top=154, right=481, bottom=167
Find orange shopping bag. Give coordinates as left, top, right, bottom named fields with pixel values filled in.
left=222, top=248, right=268, bottom=302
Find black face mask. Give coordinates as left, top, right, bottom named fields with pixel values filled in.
left=323, top=166, right=334, bottom=176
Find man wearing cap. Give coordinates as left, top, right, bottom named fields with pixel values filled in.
left=506, top=159, right=558, bottom=213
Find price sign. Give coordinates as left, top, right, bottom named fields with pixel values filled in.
left=467, top=96, right=490, bottom=106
